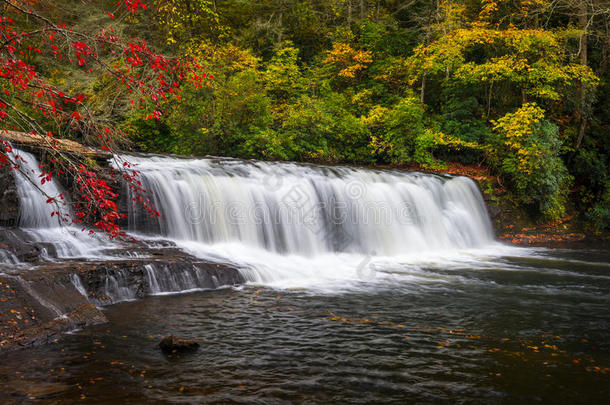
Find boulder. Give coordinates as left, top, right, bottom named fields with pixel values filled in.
left=159, top=335, right=200, bottom=353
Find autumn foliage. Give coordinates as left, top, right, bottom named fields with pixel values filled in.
left=0, top=0, right=207, bottom=238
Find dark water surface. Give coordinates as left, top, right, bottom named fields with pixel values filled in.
left=1, top=248, right=609, bottom=404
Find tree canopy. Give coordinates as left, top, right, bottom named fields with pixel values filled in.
left=1, top=0, right=609, bottom=231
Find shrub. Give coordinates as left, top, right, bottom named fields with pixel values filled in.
left=490, top=103, right=571, bottom=221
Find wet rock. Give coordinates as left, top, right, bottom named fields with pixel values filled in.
left=0, top=165, right=19, bottom=227
left=0, top=240, right=244, bottom=353
left=159, top=335, right=200, bottom=353
left=2, top=304, right=107, bottom=350
left=0, top=229, right=58, bottom=263
left=6, top=380, right=71, bottom=399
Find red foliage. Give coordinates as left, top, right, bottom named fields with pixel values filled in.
left=0, top=0, right=206, bottom=238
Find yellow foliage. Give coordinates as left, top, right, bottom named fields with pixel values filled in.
left=407, top=26, right=599, bottom=100
left=154, top=0, right=225, bottom=45
left=185, top=42, right=259, bottom=74
left=492, top=102, right=545, bottom=173
left=479, top=0, right=551, bottom=23
left=323, top=43, right=372, bottom=78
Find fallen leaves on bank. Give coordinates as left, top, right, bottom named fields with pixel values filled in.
left=499, top=232, right=587, bottom=245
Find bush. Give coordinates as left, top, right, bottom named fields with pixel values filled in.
left=282, top=92, right=372, bottom=163
left=366, top=95, right=453, bottom=169
left=491, top=103, right=571, bottom=221
left=585, top=181, right=610, bottom=233
left=367, top=94, right=424, bottom=164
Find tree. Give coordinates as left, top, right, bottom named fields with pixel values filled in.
left=491, top=103, right=571, bottom=220
left=153, top=0, right=225, bottom=46
left=0, top=0, right=207, bottom=237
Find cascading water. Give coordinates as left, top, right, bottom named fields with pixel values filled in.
left=118, top=155, right=499, bottom=287
left=3, top=147, right=502, bottom=292
left=3, top=148, right=237, bottom=307
left=124, top=156, right=494, bottom=253
left=11, top=148, right=70, bottom=229
left=9, top=147, right=112, bottom=259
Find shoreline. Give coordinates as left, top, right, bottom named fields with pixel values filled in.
left=0, top=245, right=243, bottom=353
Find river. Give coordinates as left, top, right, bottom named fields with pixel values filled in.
left=1, top=248, right=609, bottom=403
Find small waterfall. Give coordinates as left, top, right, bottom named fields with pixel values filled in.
left=144, top=264, right=161, bottom=294
left=103, top=269, right=137, bottom=303
left=10, top=148, right=71, bottom=229
left=119, top=155, right=494, bottom=256
left=96, top=263, right=227, bottom=305
left=71, top=274, right=88, bottom=297
left=0, top=248, right=19, bottom=264
left=8, top=146, right=113, bottom=260
left=143, top=263, right=211, bottom=295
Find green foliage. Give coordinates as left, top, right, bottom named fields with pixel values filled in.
left=367, top=95, right=425, bottom=164
left=586, top=182, right=610, bottom=233
left=366, top=95, right=468, bottom=169
left=126, top=117, right=174, bottom=153
left=58, top=0, right=608, bottom=229
left=283, top=91, right=372, bottom=163
left=490, top=104, right=571, bottom=220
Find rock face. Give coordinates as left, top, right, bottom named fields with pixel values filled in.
left=0, top=229, right=58, bottom=263
left=0, top=272, right=108, bottom=351
left=0, top=165, right=19, bottom=227
left=159, top=335, right=200, bottom=353
left=0, top=242, right=244, bottom=352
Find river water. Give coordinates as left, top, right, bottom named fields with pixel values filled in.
left=1, top=248, right=608, bottom=403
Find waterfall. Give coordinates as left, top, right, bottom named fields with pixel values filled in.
left=121, top=155, right=494, bottom=256
left=11, top=148, right=71, bottom=229
left=8, top=147, right=112, bottom=260
left=116, top=155, right=498, bottom=287
left=94, top=263, right=228, bottom=305
left=4, top=146, right=499, bottom=290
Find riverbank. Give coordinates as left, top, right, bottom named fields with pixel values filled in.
left=476, top=177, right=610, bottom=250
left=0, top=240, right=243, bottom=352
left=398, top=161, right=609, bottom=250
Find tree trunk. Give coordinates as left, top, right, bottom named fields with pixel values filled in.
left=487, top=82, right=493, bottom=118
left=575, top=1, right=588, bottom=151
left=420, top=71, right=426, bottom=104
left=347, top=0, right=352, bottom=25
left=277, top=3, right=283, bottom=45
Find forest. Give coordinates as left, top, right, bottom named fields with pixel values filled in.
left=1, top=0, right=609, bottom=231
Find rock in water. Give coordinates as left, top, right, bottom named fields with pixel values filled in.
left=159, top=335, right=200, bottom=353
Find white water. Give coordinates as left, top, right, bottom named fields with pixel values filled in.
left=143, top=263, right=222, bottom=296
left=117, top=155, right=508, bottom=289
left=71, top=274, right=88, bottom=297
left=92, top=263, right=225, bottom=305
left=9, top=147, right=113, bottom=259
